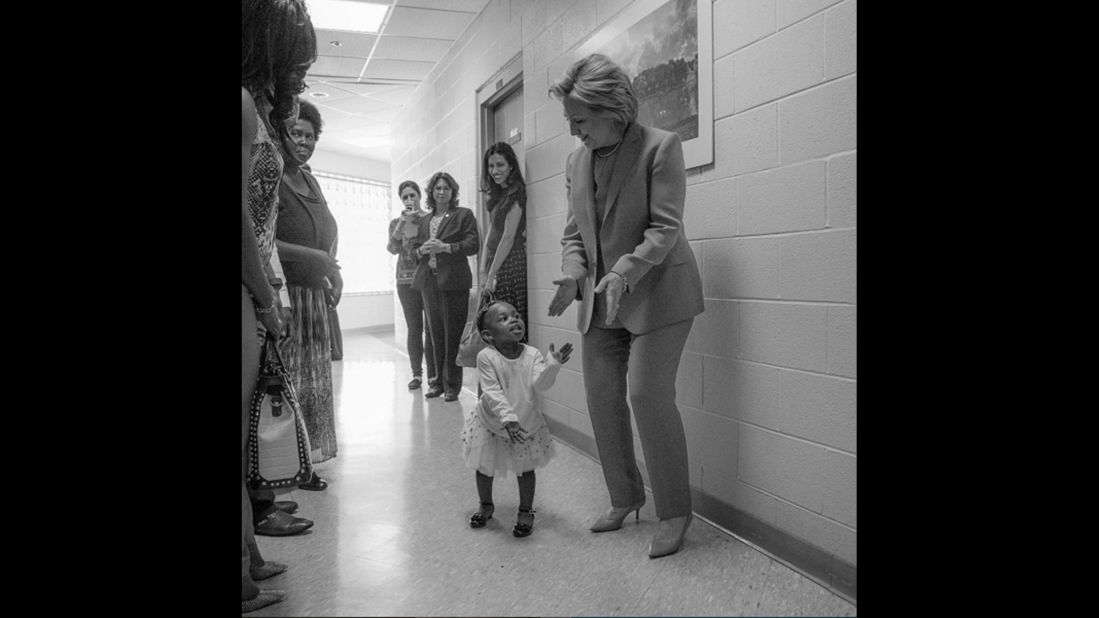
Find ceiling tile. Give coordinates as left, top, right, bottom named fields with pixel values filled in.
left=318, top=95, right=395, bottom=116
left=362, top=59, right=435, bottom=81
left=308, top=55, right=367, bottom=79
left=383, top=6, right=475, bottom=39
left=372, top=35, right=452, bottom=62
left=323, top=81, right=406, bottom=97
left=360, top=85, right=417, bottom=105
left=314, top=29, right=377, bottom=58
left=300, top=80, right=358, bottom=103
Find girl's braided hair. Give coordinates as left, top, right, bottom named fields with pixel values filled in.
left=475, top=299, right=507, bottom=343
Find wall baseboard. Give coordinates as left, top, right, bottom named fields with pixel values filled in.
left=546, top=417, right=857, bottom=604
left=342, top=324, right=395, bottom=335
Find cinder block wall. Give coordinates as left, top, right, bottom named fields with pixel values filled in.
left=391, top=0, right=856, bottom=594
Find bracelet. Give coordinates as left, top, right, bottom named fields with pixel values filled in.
left=610, top=270, right=629, bottom=293
left=254, top=297, right=277, bottom=314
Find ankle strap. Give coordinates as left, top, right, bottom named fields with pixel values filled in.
left=518, top=507, right=535, bottom=514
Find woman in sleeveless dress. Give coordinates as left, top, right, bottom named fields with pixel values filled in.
left=275, top=99, right=340, bottom=484
left=241, top=0, right=316, bottom=612
left=479, top=142, right=528, bottom=340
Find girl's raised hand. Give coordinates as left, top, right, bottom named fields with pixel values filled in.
left=549, top=342, right=572, bottom=364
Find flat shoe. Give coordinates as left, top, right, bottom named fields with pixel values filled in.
left=444, top=391, right=459, bottom=402
left=274, top=500, right=298, bottom=514
left=408, top=377, right=422, bottom=390
left=254, top=510, right=314, bottom=537
left=425, top=385, right=445, bottom=398
left=298, top=472, right=328, bottom=491
left=242, top=590, right=286, bottom=613
left=249, top=561, right=287, bottom=581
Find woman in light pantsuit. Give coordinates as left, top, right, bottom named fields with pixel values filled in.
left=547, top=54, right=704, bottom=559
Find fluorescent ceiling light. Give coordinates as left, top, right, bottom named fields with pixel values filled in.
left=309, top=1, right=388, bottom=34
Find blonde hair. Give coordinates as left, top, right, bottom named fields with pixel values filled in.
left=548, top=53, right=638, bottom=127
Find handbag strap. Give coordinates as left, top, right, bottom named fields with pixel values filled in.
left=260, top=333, right=288, bottom=375
left=479, top=288, right=495, bottom=309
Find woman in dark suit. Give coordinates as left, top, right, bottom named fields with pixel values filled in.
left=411, top=172, right=480, bottom=402
left=547, top=54, right=705, bottom=559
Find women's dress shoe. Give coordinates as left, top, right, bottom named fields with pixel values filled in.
left=425, top=385, right=445, bottom=398
left=249, top=561, right=288, bottom=581
left=242, top=590, right=286, bottom=613
left=590, top=499, right=646, bottom=532
left=648, top=512, right=693, bottom=559
left=513, top=507, right=535, bottom=537
left=298, top=471, right=328, bottom=491
left=444, top=390, right=459, bottom=402
left=469, top=502, right=494, bottom=528
left=274, top=500, right=298, bottom=514
left=408, top=377, right=422, bottom=390
left=254, top=510, right=314, bottom=536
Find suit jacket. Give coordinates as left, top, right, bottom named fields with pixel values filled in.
left=410, top=206, right=481, bottom=291
left=561, top=122, right=704, bottom=335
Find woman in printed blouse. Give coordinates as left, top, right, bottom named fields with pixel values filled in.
left=387, top=180, right=436, bottom=391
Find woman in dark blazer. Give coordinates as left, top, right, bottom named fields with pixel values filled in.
left=548, top=54, right=705, bottom=559
left=411, top=172, right=481, bottom=402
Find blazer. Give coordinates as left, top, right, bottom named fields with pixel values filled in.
left=410, top=205, right=481, bottom=292
left=561, top=122, right=704, bottom=335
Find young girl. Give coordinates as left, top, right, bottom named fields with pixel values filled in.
left=459, top=300, right=572, bottom=537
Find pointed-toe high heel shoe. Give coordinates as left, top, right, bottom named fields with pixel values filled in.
left=648, top=512, right=693, bottom=559
left=589, top=499, right=646, bottom=533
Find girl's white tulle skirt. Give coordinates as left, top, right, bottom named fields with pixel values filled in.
left=460, top=406, right=555, bottom=478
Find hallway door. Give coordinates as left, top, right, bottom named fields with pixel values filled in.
left=491, top=86, right=525, bottom=173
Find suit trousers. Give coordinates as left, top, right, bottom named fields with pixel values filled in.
left=582, top=317, right=694, bottom=520
left=420, top=272, right=470, bottom=394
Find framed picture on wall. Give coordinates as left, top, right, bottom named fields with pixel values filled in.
left=577, top=0, right=713, bottom=169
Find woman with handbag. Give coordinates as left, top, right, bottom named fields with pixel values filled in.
left=275, top=98, right=340, bottom=490
left=410, top=172, right=480, bottom=402
left=241, top=0, right=316, bottom=611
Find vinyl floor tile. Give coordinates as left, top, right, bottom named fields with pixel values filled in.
left=246, top=330, right=856, bottom=616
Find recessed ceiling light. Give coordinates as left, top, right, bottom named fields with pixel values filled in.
left=308, top=92, right=330, bottom=98
left=309, top=1, right=388, bottom=34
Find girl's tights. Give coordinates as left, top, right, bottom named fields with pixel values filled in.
left=476, top=470, right=535, bottom=509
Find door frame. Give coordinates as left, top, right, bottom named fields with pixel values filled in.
left=474, top=53, right=524, bottom=284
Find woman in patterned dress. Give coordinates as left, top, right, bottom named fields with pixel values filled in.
left=275, top=98, right=340, bottom=488
left=479, top=142, right=528, bottom=341
left=241, top=0, right=316, bottom=612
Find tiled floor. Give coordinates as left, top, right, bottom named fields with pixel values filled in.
left=246, top=329, right=857, bottom=617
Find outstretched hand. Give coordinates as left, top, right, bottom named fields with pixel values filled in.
left=548, top=276, right=578, bottom=316
left=549, top=342, right=573, bottom=364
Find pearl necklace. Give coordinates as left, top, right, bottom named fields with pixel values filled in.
left=594, top=140, right=622, bottom=158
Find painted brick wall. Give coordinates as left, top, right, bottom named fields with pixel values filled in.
left=390, top=0, right=856, bottom=569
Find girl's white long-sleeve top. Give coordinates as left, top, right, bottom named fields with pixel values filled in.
left=475, top=344, right=563, bottom=432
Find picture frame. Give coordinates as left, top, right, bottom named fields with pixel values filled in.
left=577, top=0, right=713, bottom=169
